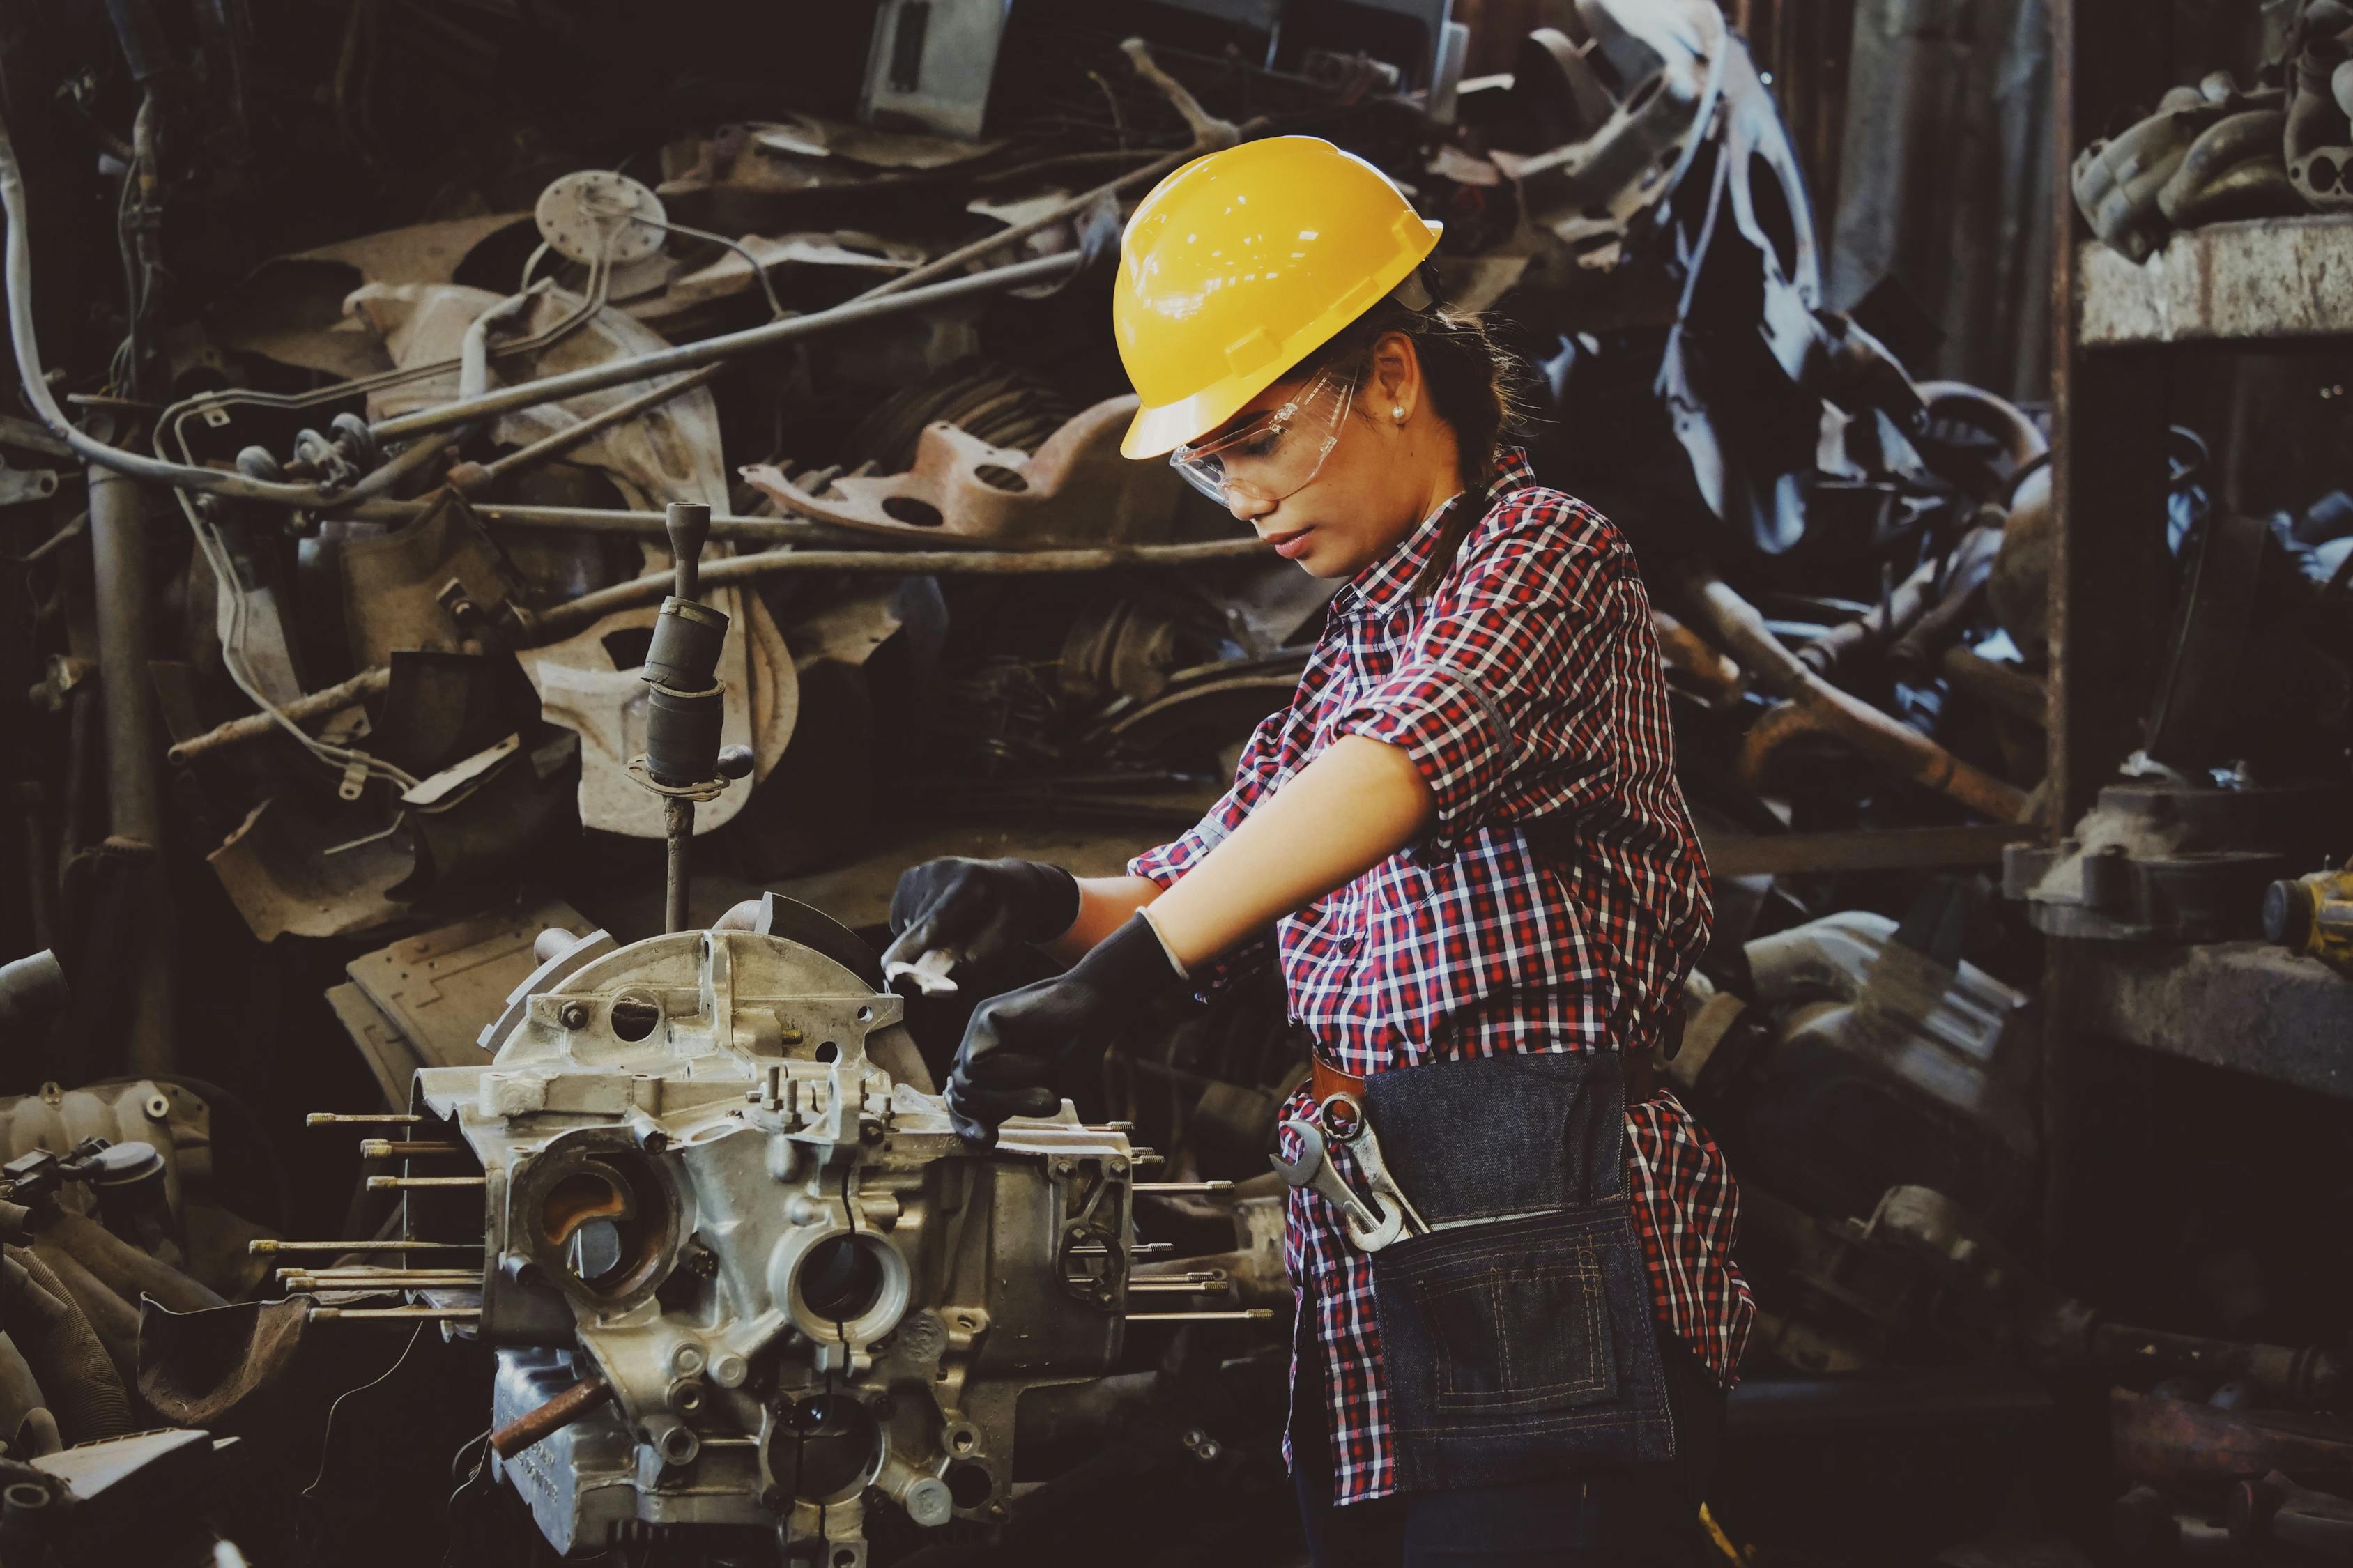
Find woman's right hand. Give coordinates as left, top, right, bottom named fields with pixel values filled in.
left=880, top=858, right=1081, bottom=985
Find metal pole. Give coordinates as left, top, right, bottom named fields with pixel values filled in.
left=368, top=252, right=1083, bottom=443
left=664, top=797, right=693, bottom=935
left=88, top=466, right=158, bottom=848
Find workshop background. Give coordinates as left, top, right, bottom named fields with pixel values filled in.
left=0, top=0, right=2350, bottom=1563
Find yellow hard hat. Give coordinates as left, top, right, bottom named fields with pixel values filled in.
left=1114, top=136, right=1443, bottom=459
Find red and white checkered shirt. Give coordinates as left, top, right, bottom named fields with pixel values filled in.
left=1130, top=449, right=1753, bottom=1506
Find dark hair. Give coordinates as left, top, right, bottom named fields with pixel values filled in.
left=1291, top=284, right=1535, bottom=494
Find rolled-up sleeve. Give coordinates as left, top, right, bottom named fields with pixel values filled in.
left=1333, top=539, right=1618, bottom=836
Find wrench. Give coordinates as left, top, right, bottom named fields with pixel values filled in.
left=1338, top=1115, right=1428, bottom=1238
left=1317, top=1091, right=1428, bottom=1239
left=1271, top=1119, right=1402, bottom=1252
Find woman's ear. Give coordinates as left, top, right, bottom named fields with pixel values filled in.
left=1368, top=331, right=1421, bottom=424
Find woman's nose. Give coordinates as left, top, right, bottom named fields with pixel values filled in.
left=1225, top=487, right=1274, bottom=525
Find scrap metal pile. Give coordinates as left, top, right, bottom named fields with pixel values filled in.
left=0, top=1, right=2347, bottom=1565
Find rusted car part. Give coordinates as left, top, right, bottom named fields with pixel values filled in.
left=2003, top=778, right=2352, bottom=942
left=1678, top=901, right=2037, bottom=1226
left=1678, top=571, right=2032, bottom=822
left=160, top=535, right=1273, bottom=769
left=740, top=396, right=1190, bottom=547
left=327, top=896, right=592, bottom=1107
left=2287, top=0, right=2353, bottom=210
left=0, top=1079, right=271, bottom=1450
left=1485, top=3, right=1727, bottom=277
left=523, top=535, right=1273, bottom=643
left=363, top=250, right=1080, bottom=445
left=0, top=97, right=1070, bottom=511
left=1741, top=1183, right=2347, bottom=1415
left=2073, top=76, right=2297, bottom=261
left=346, top=287, right=798, bottom=840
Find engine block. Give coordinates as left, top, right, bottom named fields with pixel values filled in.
left=411, top=914, right=1139, bottom=1559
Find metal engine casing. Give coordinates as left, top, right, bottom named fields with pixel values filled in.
left=414, top=924, right=1137, bottom=1559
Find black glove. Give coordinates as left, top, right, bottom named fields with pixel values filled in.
left=946, top=914, right=1188, bottom=1147
left=880, top=858, right=1081, bottom=984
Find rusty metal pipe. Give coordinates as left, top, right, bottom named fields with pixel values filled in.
left=523, top=537, right=1271, bottom=643
left=1682, top=571, right=2034, bottom=822
left=369, top=252, right=1082, bottom=443
left=165, top=666, right=391, bottom=767
left=490, top=1374, right=613, bottom=1459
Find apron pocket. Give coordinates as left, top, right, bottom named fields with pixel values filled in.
left=1414, top=1237, right=1616, bottom=1413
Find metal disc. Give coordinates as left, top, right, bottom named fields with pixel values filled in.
left=533, top=169, right=668, bottom=266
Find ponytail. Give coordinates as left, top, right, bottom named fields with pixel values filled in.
left=1292, top=279, right=1535, bottom=494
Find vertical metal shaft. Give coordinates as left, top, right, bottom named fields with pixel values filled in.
left=664, top=795, right=693, bottom=935
left=667, top=500, right=707, bottom=601
left=89, top=461, right=173, bottom=1075
left=88, top=465, right=158, bottom=849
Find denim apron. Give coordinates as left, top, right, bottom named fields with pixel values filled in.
left=1359, top=1050, right=1675, bottom=1493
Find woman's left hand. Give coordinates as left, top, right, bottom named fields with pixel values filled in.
left=946, top=915, right=1186, bottom=1146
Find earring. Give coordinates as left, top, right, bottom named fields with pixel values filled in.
left=1391, top=406, right=1406, bottom=422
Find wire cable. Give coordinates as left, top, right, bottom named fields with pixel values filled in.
left=304, top=1323, right=425, bottom=1502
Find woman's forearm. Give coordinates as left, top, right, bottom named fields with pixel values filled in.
left=1043, top=875, right=1165, bottom=964
left=1145, top=737, right=1434, bottom=969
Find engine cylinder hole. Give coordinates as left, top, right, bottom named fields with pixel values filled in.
left=609, top=992, right=663, bottom=1043
left=944, top=1461, right=993, bottom=1510
left=798, top=1234, right=885, bottom=1321
left=815, top=1041, right=840, bottom=1063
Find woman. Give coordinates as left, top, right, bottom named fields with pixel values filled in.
left=884, top=137, right=1752, bottom=1566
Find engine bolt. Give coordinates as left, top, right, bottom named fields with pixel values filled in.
left=710, top=1351, right=749, bottom=1388
left=1108, top=1158, right=1128, bottom=1176
left=672, top=1344, right=706, bottom=1377
left=1050, top=1158, right=1076, bottom=1178
left=559, top=1001, right=590, bottom=1030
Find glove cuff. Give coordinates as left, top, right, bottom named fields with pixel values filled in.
left=1001, top=859, right=1082, bottom=944
left=1070, top=912, right=1189, bottom=999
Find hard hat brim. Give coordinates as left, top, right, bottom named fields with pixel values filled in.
left=1119, top=216, right=1443, bottom=461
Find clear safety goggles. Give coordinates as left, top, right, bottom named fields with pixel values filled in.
left=1170, top=366, right=1357, bottom=507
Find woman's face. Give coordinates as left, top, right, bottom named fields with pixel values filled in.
left=1183, top=332, right=1462, bottom=580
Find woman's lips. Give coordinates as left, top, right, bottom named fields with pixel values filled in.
left=1265, top=526, right=1315, bottom=561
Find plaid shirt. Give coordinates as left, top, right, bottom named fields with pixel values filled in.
left=1130, top=449, right=1753, bottom=1506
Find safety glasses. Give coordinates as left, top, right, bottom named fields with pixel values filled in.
left=1170, top=366, right=1356, bottom=507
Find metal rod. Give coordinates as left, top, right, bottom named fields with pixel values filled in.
left=663, top=796, right=693, bottom=935
left=368, top=252, right=1082, bottom=443
left=307, top=1113, right=423, bottom=1125
left=525, top=537, right=1269, bottom=643
left=346, top=498, right=849, bottom=542
left=307, top=1307, right=481, bottom=1321
left=365, top=1176, right=486, bottom=1190
left=360, top=1139, right=466, bottom=1159
left=169, top=667, right=391, bottom=767
left=250, top=1239, right=479, bottom=1254
left=457, top=369, right=717, bottom=492
left=279, top=1268, right=483, bottom=1281
left=89, top=465, right=158, bottom=846
left=1124, top=1309, right=1274, bottom=1322
left=1068, top=1242, right=1171, bottom=1256
left=1133, top=1181, right=1236, bottom=1194
left=491, top=1375, right=614, bottom=1459
left=1128, top=1278, right=1229, bottom=1293
left=283, top=1271, right=482, bottom=1280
